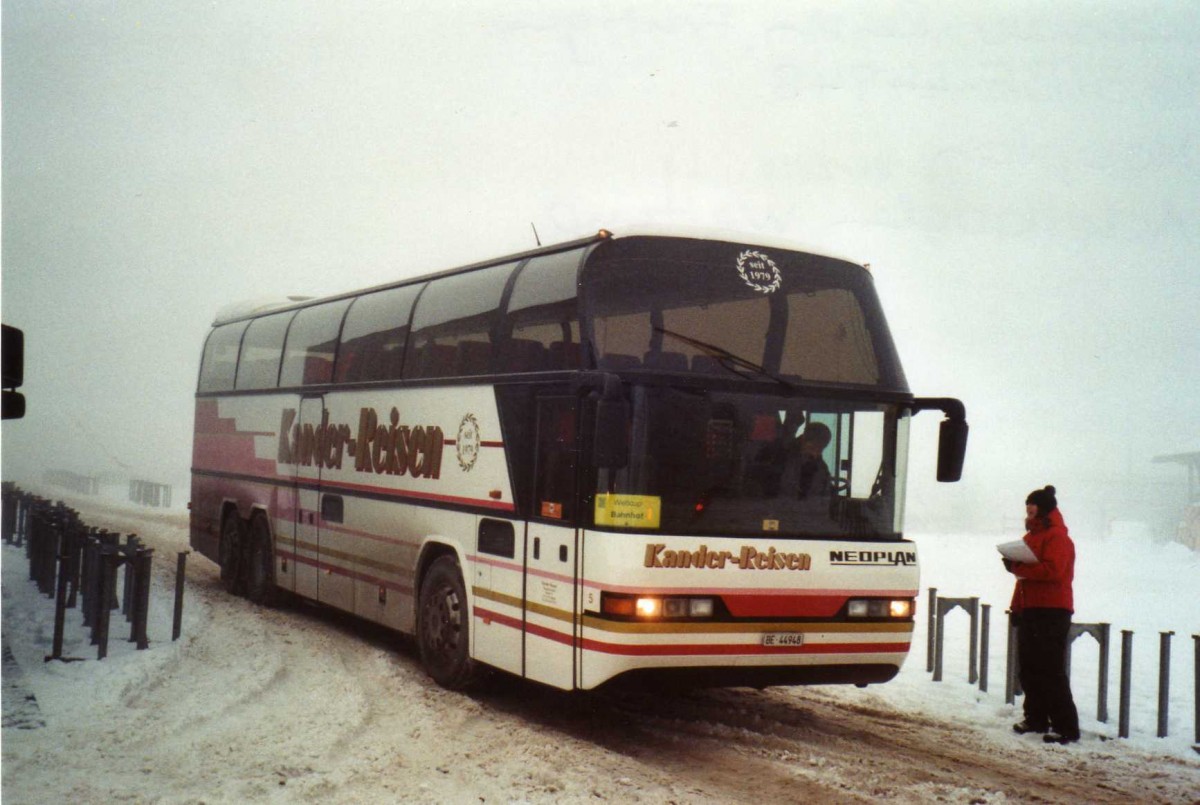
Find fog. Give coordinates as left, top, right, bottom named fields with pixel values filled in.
left=3, top=2, right=1197, bottom=541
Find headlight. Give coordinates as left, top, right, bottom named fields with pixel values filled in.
left=847, top=598, right=914, bottom=619
left=601, top=592, right=716, bottom=620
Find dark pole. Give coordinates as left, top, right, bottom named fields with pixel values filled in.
left=134, top=548, right=153, bottom=650
left=173, top=551, right=189, bottom=641
left=1158, top=631, right=1173, bottom=738
left=979, top=604, right=990, bottom=692
left=1119, top=630, right=1133, bottom=739
left=49, top=543, right=71, bottom=661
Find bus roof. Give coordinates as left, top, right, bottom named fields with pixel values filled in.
left=210, top=229, right=867, bottom=327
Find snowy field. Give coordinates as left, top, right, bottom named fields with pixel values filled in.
left=2, top=490, right=1198, bottom=803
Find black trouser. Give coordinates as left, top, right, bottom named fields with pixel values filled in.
left=1017, top=608, right=1080, bottom=737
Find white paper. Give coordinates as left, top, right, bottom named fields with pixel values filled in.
left=996, top=539, right=1037, bottom=563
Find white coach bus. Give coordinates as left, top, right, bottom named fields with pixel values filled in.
left=190, top=230, right=968, bottom=691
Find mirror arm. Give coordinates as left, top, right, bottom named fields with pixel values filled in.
left=910, top=396, right=966, bottom=423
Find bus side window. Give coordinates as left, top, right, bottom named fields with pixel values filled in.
left=505, top=249, right=583, bottom=372
left=405, top=262, right=518, bottom=379
left=235, top=312, right=293, bottom=390
left=197, top=321, right=249, bottom=392
left=335, top=283, right=423, bottom=383
left=280, top=299, right=352, bottom=388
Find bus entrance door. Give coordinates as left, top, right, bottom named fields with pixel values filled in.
left=523, top=397, right=580, bottom=690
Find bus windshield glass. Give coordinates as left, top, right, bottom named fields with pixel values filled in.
left=582, top=240, right=907, bottom=390
left=591, top=387, right=911, bottom=540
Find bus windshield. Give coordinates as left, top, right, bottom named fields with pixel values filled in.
left=582, top=239, right=908, bottom=391
left=591, top=386, right=910, bottom=540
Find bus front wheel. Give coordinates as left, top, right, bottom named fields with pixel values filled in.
left=418, top=555, right=478, bottom=690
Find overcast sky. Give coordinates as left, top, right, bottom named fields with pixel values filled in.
left=3, top=1, right=1197, bottom=535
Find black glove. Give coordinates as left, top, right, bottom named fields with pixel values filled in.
left=1002, top=558, right=1014, bottom=572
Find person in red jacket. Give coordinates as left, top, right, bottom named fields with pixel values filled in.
left=1004, top=485, right=1081, bottom=744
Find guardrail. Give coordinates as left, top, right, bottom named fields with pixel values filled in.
left=927, top=586, right=1199, bottom=745
left=1, top=483, right=188, bottom=661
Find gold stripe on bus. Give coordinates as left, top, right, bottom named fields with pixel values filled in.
left=279, top=536, right=407, bottom=577
left=473, top=587, right=522, bottom=609
left=473, top=587, right=580, bottom=625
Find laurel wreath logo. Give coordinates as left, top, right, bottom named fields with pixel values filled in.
left=736, top=250, right=782, bottom=294
left=456, top=413, right=481, bottom=472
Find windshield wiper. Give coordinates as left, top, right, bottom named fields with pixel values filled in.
left=653, top=327, right=796, bottom=388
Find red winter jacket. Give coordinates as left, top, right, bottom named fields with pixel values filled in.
left=1009, top=508, right=1075, bottom=614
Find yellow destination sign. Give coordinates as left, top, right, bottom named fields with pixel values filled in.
left=594, top=493, right=661, bottom=529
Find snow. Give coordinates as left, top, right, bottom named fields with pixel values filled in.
left=3, top=491, right=1199, bottom=803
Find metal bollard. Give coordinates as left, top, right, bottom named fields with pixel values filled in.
left=979, top=604, right=990, bottom=692
left=1158, top=631, right=1173, bottom=738
left=933, top=596, right=978, bottom=683
left=122, top=535, right=141, bottom=621
left=926, top=587, right=937, bottom=673
left=81, top=535, right=98, bottom=629
left=132, top=548, right=153, bottom=650
left=173, top=551, right=189, bottom=641
left=49, top=542, right=71, bottom=661
left=1005, top=611, right=1018, bottom=705
left=1119, top=630, right=1133, bottom=739
left=96, top=548, right=120, bottom=660
left=1193, top=634, right=1199, bottom=747
left=1066, top=622, right=1111, bottom=722
left=1, top=483, right=16, bottom=543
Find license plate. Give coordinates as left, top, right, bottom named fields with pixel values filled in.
left=761, top=633, right=804, bottom=647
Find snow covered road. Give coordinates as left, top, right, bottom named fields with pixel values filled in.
left=3, top=496, right=1198, bottom=803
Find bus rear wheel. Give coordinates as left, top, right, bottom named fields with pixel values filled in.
left=245, top=514, right=282, bottom=607
left=219, top=512, right=244, bottom=596
left=418, top=555, right=478, bottom=690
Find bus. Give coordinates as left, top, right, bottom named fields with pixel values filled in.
left=190, top=229, right=968, bottom=691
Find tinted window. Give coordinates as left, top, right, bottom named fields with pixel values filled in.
left=584, top=244, right=897, bottom=388
left=504, top=249, right=583, bottom=372
left=589, top=387, right=909, bottom=539
left=279, top=300, right=352, bottom=387
left=197, top=322, right=248, bottom=392
left=335, top=283, right=423, bottom=383
left=235, top=312, right=293, bottom=390
left=405, top=262, right=518, bottom=379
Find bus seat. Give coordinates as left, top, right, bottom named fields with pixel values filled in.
left=413, top=343, right=456, bottom=378
left=643, top=351, right=688, bottom=372
left=456, top=340, right=492, bottom=375
left=599, top=353, right=640, bottom=371
left=691, top=355, right=725, bottom=374
left=548, top=341, right=581, bottom=370
left=504, top=338, right=547, bottom=373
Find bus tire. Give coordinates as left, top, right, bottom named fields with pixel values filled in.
left=418, top=555, right=478, bottom=690
left=245, top=514, right=282, bottom=607
left=219, top=511, right=245, bottom=596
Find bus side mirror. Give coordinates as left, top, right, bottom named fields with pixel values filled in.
left=912, top=397, right=968, bottom=483
left=937, top=418, right=969, bottom=482
left=592, top=376, right=629, bottom=470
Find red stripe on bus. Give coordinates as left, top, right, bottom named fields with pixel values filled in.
left=721, top=594, right=847, bottom=619
left=471, top=606, right=909, bottom=656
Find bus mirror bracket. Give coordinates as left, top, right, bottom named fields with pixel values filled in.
left=592, top=374, right=629, bottom=470
left=911, top=397, right=968, bottom=483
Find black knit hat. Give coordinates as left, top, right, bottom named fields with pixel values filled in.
left=1026, top=485, right=1058, bottom=516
